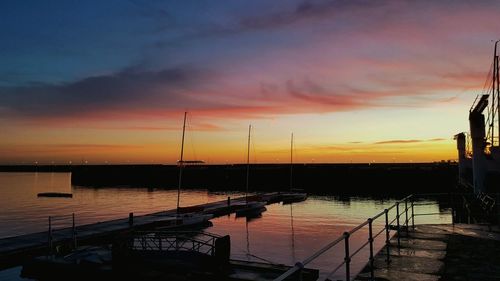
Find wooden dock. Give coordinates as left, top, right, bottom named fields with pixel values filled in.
left=0, top=192, right=283, bottom=269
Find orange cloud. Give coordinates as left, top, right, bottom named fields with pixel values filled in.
left=374, top=138, right=446, bottom=145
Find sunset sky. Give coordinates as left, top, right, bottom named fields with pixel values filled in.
left=1, top=0, right=499, bottom=164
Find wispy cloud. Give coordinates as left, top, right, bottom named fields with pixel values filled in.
left=0, top=66, right=215, bottom=119
left=0, top=143, right=144, bottom=154
left=97, top=122, right=225, bottom=132
left=374, top=140, right=423, bottom=145
left=374, top=138, right=446, bottom=145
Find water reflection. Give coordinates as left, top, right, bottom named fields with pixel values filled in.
left=0, top=173, right=236, bottom=238
left=0, top=172, right=452, bottom=280
left=290, top=204, right=297, bottom=263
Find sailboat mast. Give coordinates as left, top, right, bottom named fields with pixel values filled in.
left=290, top=133, right=293, bottom=191
left=177, top=111, right=187, bottom=212
left=495, top=40, right=500, bottom=146
left=492, top=41, right=498, bottom=146
left=246, top=124, right=251, bottom=203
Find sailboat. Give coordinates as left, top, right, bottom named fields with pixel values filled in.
left=235, top=125, right=267, bottom=217
left=282, top=133, right=307, bottom=204
left=159, top=112, right=213, bottom=229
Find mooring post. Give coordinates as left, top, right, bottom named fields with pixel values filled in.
left=384, top=209, right=391, bottom=263
left=496, top=193, right=500, bottom=225
left=72, top=213, right=76, bottom=249
left=450, top=193, right=455, bottom=226
left=344, top=232, right=351, bottom=281
left=411, top=200, right=415, bottom=229
left=48, top=216, right=52, bottom=255
left=129, top=212, right=134, bottom=226
left=294, top=262, right=304, bottom=281
left=368, top=218, right=374, bottom=279
left=396, top=202, right=401, bottom=248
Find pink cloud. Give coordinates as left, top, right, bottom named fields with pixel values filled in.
left=1, top=0, right=498, bottom=128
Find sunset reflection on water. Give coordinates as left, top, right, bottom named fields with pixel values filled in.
left=0, top=172, right=451, bottom=279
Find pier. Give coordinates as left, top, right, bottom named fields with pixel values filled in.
left=355, top=223, right=500, bottom=281
left=273, top=193, right=500, bottom=281
left=0, top=192, right=283, bottom=269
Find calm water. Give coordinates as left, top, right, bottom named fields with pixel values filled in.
left=0, top=172, right=451, bottom=280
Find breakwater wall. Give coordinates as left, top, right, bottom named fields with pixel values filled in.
left=65, top=163, right=457, bottom=195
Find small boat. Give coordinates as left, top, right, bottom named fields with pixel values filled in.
left=162, top=112, right=213, bottom=230
left=282, top=192, right=307, bottom=204
left=155, top=213, right=214, bottom=230
left=22, top=246, right=113, bottom=280
left=235, top=201, right=267, bottom=217
left=177, top=213, right=214, bottom=228
left=37, top=192, right=73, bottom=198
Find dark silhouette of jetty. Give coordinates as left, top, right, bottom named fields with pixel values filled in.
left=70, top=163, right=456, bottom=195
left=0, top=162, right=457, bottom=195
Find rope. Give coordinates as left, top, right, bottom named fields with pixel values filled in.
left=246, top=253, right=279, bottom=265
left=251, top=126, right=257, bottom=163
left=480, top=60, right=494, bottom=96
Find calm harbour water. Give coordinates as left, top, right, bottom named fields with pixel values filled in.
left=0, top=172, right=451, bottom=280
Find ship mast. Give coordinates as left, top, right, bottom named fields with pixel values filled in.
left=492, top=43, right=495, bottom=146
left=177, top=111, right=187, bottom=213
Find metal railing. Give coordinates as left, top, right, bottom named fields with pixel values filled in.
left=47, top=213, right=77, bottom=254
left=274, top=193, right=457, bottom=281
left=128, top=231, right=221, bottom=256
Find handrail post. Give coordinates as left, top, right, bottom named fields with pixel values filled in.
left=405, top=199, right=409, bottom=236
left=396, top=202, right=401, bottom=248
left=298, top=265, right=303, bottom=281
left=344, top=232, right=350, bottom=281
left=384, top=209, right=391, bottom=263
left=450, top=193, right=455, bottom=226
left=72, top=213, right=77, bottom=249
left=48, top=216, right=52, bottom=255
left=296, top=262, right=304, bottom=281
left=368, top=218, right=374, bottom=280
left=411, top=200, right=415, bottom=230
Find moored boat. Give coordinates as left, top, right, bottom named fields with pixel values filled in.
left=282, top=192, right=307, bottom=204
left=282, top=133, right=308, bottom=205
left=37, top=192, right=73, bottom=198
left=167, top=112, right=214, bottom=228
left=235, top=201, right=267, bottom=217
